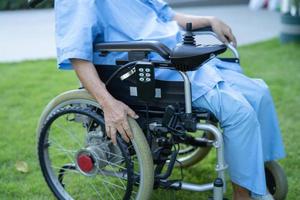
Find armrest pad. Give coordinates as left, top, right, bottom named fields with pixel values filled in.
left=94, top=41, right=171, bottom=60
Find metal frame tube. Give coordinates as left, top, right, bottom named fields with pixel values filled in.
left=178, top=71, right=192, bottom=114
left=196, top=123, right=227, bottom=192
left=170, top=182, right=214, bottom=192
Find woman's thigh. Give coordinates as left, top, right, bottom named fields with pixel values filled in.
left=192, top=81, right=256, bottom=128
left=217, top=68, right=272, bottom=110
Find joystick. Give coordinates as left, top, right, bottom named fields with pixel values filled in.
left=183, top=23, right=196, bottom=46
left=170, top=22, right=227, bottom=71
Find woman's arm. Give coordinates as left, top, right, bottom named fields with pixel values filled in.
left=173, top=12, right=237, bottom=47
left=71, top=59, right=139, bottom=145
left=173, top=13, right=212, bottom=29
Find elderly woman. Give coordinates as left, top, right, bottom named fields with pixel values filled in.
left=55, top=0, right=285, bottom=199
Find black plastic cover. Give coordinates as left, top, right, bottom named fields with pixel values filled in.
left=170, top=44, right=227, bottom=71
left=28, top=0, right=44, bottom=8
left=94, top=41, right=171, bottom=60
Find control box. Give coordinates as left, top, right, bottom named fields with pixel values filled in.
left=135, top=62, right=155, bottom=101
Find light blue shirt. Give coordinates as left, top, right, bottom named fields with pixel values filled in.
left=55, top=0, right=242, bottom=100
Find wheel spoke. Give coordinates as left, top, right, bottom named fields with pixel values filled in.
left=54, top=123, right=83, bottom=148
left=88, top=182, right=104, bottom=199
left=95, top=169, right=122, bottom=200
left=97, top=166, right=127, bottom=190
left=49, top=138, right=75, bottom=163
left=103, top=164, right=127, bottom=189
left=52, top=165, right=78, bottom=173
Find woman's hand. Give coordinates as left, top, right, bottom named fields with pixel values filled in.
left=209, top=17, right=237, bottom=47
left=173, top=13, right=237, bottom=47
left=71, top=58, right=139, bottom=146
left=102, top=97, right=139, bottom=145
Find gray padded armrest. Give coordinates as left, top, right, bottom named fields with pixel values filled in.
left=94, top=41, right=171, bottom=60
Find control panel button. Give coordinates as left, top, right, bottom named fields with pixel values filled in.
left=138, top=68, right=144, bottom=72
left=139, top=78, right=145, bottom=82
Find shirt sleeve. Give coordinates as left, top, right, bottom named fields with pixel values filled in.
left=55, top=0, right=102, bottom=69
left=147, top=0, right=175, bottom=22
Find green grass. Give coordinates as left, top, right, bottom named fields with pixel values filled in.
left=0, top=39, right=299, bottom=199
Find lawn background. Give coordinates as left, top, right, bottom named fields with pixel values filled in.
left=0, top=39, right=299, bottom=199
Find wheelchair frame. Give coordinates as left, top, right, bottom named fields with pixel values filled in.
left=91, top=29, right=239, bottom=198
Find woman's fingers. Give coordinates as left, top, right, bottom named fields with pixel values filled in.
left=211, top=18, right=237, bottom=47
left=218, top=31, right=229, bottom=44
left=116, top=118, right=133, bottom=143
left=105, top=124, right=132, bottom=145
left=230, top=33, right=237, bottom=47
left=106, top=124, right=117, bottom=145
left=105, top=125, right=111, bottom=139
left=110, top=126, right=117, bottom=145
left=104, top=102, right=137, bottom=145
left=126, top=106, right=139, bottom=119
left=106, top=120, right=133, bottom=145
left=122, top=120, right=133, bottom=140
left=116, top=124, right=130, bottom=143
left=225, top=29, right=237, bottom=47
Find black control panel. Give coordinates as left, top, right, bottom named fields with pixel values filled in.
left=135, top=62, right=155, bottom=101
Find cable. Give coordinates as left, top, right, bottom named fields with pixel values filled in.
left=105, top=61, right=137, bottom=86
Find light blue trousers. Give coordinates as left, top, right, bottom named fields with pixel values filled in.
left=192, top=68, right=285, bottom=195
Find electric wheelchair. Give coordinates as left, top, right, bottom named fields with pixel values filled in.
left=29, top=1, right=288, bottom=200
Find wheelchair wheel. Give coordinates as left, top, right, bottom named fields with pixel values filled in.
left=174, top=131, right=214, bottom=168
left=265, top=161, right=288, bottom=200
left=37, top=89, right=154, bottom=200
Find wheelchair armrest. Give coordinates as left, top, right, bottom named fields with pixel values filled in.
left=94, top=41, right=171, bottom=60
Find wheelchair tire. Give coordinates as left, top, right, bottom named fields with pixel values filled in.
left=37, top=89, right=154, bottom=200
left=265, top=161, right=288, bottom=200
left=37, top=89, right=96, bottom=134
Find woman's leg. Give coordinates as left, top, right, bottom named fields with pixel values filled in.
left=218, top=68, right=285, bottom=161
left=232, top=182, right=252, bottom=200
left=193, top=82, right=267, bottom=196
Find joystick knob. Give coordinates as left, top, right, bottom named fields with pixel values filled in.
left=183, top=22, right=196, bottom=45
left=186, top=22, right=193, bottom=32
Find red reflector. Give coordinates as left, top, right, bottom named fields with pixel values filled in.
left=77, top=154, right=94, bottom=173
